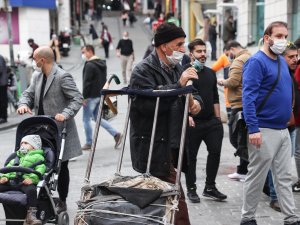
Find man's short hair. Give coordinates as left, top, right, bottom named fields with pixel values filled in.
left=188, top=39, right=205, bottom=52
left=283, top=41, right=298, bottom=55
left=263, top=21, right=288, bottom=36
left=28, top=38, right=34, bottom=43
left=84, top=45, right=95, bottom=54
left=294, top=38, right=300, bottom=49
left=225, top=40, right=242, bottom=49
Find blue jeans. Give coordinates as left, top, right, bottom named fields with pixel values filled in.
left=83, top=97, right=119, bottom=145
left=268, top=170, right=277, bottom=201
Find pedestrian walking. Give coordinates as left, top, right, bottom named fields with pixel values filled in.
left=27, top=38, right=39, bottom=59
left=128, top=11, right=137, bottom=27
left=49, top=34, right=61, bottom=63
left=212, top=45, right=232, bottom=120
left=184, top=38, right=226, bottom=203
left=89, top=24, right=99, bottom=46
left=17, top=46, right=83, bottom=214
left=208, top=19, right=218, bottom=61
left=129, top=22, right=201, bottom=225
left=222, top=16, right=235, bottom=45
left=217, top=41, right=251, bottom=182
left=81, top=45, right=122, bottom=150
left=116, top=31, right=134, bottom=84
left=100, top=26, right=112, bottom=59
left=241, top=21, right=300, bottom=225
left=7, top=66, right=18, bottom=110
left=121, top=10, right=128, bottom=27
left=283, top=42, right=300, bottom=192
left=0, top=54, right=8, bottom=124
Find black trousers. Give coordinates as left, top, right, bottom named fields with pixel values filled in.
left=102, top=42, right=109, bottom=58
left=185, top=117, right=224, bottom=189
left=0, top=183, right=37, bottom=208
left=0, top=86, right=8, bottom=119
left=228, top=108, right=249, bottom=175
left=58, top=160, right=69, bottom=202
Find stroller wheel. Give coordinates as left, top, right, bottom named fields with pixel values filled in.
left=57, top=211, right=69, bottom=225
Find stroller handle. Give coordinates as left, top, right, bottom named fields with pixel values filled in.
left=0, top=166, right=43, bottom=180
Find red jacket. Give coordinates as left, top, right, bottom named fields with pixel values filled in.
left=100, top=31, right=112, bottom=43
left=294, top=64, right=300, bottom=126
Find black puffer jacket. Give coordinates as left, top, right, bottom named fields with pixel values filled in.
left=129, top=51, right=200, bottom=176
left=82, top=57, right=107, bottom=99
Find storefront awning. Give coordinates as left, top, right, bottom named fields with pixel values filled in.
left=9, top=0, right=56, bottom=9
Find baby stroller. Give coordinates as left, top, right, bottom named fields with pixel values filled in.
left=0, top=116, right=69, bottom=225
left=74, top=84, right=194, bottom=225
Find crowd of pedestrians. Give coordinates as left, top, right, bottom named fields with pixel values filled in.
left=1, top=10, right=300, bottom=225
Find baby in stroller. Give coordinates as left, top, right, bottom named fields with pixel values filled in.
left=0, top=135, right=46, bottom=225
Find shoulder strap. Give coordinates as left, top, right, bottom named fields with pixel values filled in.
left=256, top=57, right=281, bottom=114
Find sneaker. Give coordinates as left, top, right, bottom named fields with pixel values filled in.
left=270, top=200, right=281, bottom=212
left=81, top=144, right=91, bottom=150
left=240, top=220, right=257, bottom=225
left=187, top=188, right=200, bottom=203
left=114, top=133, right=123, bottom=149
left=56, top=200, right=67, bottom=214
left=228, top=172, right=246, bottom=181
left=292, top=181, right=300, bottom=192
left=202, top=186, right=227, bottom=201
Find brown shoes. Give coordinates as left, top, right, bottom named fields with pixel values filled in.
left=270, top=200, right=281, bottom=212
left=81, top=144, right=91, bottom=150
left=114, top=133, right=123, bottom=149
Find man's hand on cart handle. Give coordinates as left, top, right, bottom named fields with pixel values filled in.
left=179, top=67, right=198, bottom=87
left=17, top=105, right=32, bottom=115
left=189, top=98, right=201, bottom=115
left=55, top=114, right=66, bottom=122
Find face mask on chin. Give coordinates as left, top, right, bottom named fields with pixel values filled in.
left=269, top=38, right=287, bottom=55
left=32, top=60, right=42, bottom=73
left=192, top=54, right=205, bottom=71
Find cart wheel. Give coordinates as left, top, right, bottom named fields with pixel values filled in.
left=57, top=211, right=69, bottom=225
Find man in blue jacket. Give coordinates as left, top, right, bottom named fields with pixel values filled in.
left=241, top=21, right=300, bottom=225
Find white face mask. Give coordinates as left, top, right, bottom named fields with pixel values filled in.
left=269, top=38, right=287, bottom=55
left=81, top=54, right=87, bottom=61
left=166, top=50, right=184, bottom=66
left=123, top=36, right=129, bottom=40
left=19, top=146, right=29, bottom=154
left=32, top=60, right=42, bottom=73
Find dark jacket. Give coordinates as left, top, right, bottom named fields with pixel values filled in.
left=129, top=51, right=200, bottom=176
left=0, top=55, right=7, bottom=86
left=83, top=56, right=107, bottom=99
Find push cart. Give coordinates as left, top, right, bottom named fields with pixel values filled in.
left=75, top=84, right=195, bottom=225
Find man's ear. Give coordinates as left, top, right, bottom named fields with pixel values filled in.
left=264, top=35, right=272, bottom=45
left=161, top=44, right=167, bottom=53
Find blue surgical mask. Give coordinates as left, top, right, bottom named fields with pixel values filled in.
left=192, top=55, right=205, bottom=71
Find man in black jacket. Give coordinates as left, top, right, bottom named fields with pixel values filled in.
left=0, top=54, right=7, bottom=124
left=184, top=39, right=226, bottom=203
left=81, top=45, right=122, bottom=150
left=116, top=31, right=134, bottom=84
left=129, top=22, right=201, bottom=225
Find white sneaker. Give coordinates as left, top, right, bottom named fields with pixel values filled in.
left=228, top=172, right=246, bottom=180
